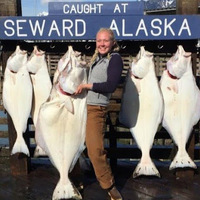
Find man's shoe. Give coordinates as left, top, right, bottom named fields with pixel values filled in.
left=108, top=186, right=123, bottom=200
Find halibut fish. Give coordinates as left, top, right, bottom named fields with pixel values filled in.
left=26, top=46, right=52, bottom=156
left=160, top=45, right=200, bottom=170
left=35, top=46, right=87, bottom=200
left=119, top=46, right=163, bottom=178
left=3, top=45, right=32, bottom=156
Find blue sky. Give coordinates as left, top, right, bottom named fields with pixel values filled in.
left=21, top=0, right=48, bottom=16
left=21, top=0, right=138, bottom=16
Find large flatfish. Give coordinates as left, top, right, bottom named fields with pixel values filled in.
left=35, top=46, right=87, bottom=200
left=119, top=46, right=163, bottom=178
left=3, top=45, right=32, bottom=156
left=26, top=45, right=52, bottom=156
left=160, top=45, right=200, bottom=170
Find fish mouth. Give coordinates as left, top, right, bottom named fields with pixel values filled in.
left=57, top=83, right=73, bottom=96
left=167, top=70, right=178, bottom=79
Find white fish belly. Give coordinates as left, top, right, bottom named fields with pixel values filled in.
left=130, top=76, right=163, bottom=150
left=3, top=68, right=32, bottom=134
left=122, top=74, right=163, bottom=177
left=36, top=96, right=87, bottom=173
left=31, top=72, right=52, bottom=125
left=161, top=72, right=200, bottom=146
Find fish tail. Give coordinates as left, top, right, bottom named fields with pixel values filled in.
left=169, top=151, right=197, bottom=170
left=133, top=159, right=160, bottom=178
left=52, top=181, right=82, bottom=200
left=11, top=137, right=30, bottom=156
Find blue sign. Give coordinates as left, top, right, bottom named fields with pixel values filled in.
left=48, top=1, right=144, bottom=16
left=0, top=15, right=199, bottom=40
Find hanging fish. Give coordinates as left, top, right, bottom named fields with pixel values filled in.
left=119, top=46, right=164, bottom=178
left=3, top=45, right=32, bottom=156
left=26, top=45, right=52, bottom=157
left=160, top=45, right=200, bottom=170
left=35, top=46, right=87, bottom=200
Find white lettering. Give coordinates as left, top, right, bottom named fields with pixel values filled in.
left=70, top=5, right=76, bottom=14
left=97, top=4, right=103, bottom=13
left=17, top=20, right=27, bottom=37
left=1, top=16, right=194, bottom=40
left=48, top=20, right=60, bottom=37
left=62, top=20, right=73, bottom=36
left=4, top=20, right=15, bottom=36
left=151, top=19, right=162, bottom=36
left=63, top=4, right=70, bottom=14
left=113, top=4, right=121, bottom=13
left=75, top=19, right=86, bottom=36
left=63, top=3, right=103, bottom=14
left=90, top=4, right=103, bottom=13
left=110, top=20, right=120, bottom=36
left=29, top=20, right=45, bottom=36
left=84, top=4, right=90, bottom=14
left=135, top=19, right=148, bottom=36
left=122, top=19, right=133, bottom=36
left=178, top=18, right=191, bottom=36
left=121, top=3, right=128, bottom=13
left=164, top=18, right=176, bottom=36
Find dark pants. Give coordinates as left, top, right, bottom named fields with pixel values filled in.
left=86, top=105, right=114, bottom=189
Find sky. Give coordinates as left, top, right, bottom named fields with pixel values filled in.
left=21, top=0, right=47, bottom=16
left=21, top=0, right=138, bottom=16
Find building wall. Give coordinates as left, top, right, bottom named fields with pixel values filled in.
left=0, top=0, right=21, bottom=16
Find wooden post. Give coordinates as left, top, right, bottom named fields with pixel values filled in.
left=0, top=0, right=21, bottom=16
left=175, top=0, right=198, bottom=178
left=176, top=0, right=198, bottom=14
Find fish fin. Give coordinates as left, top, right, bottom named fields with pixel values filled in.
left=169, top=150, right=197, bottom=170
left=64, top=97, right=74, bottom=114
left=11, top=137, right=30, bottom=156
left=52, top=180, right=82, bottom=200
left=33, top=145, right=47, bottom=157
left=133, top=159, right=160, bottom=178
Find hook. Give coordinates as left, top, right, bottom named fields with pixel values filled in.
left=85, top=41, right=91, bottom=50
left=138, top=41, right=145, bottom=48
left=157, top=42, right=164, bottom=49
left=85, top=43, right=91, bottom=50
left=120, top=43, right=127, bottom=50
left=50, top=43, right=55, bottom=49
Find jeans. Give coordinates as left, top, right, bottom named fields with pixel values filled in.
left=86, top=105, right=114, bottom=189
